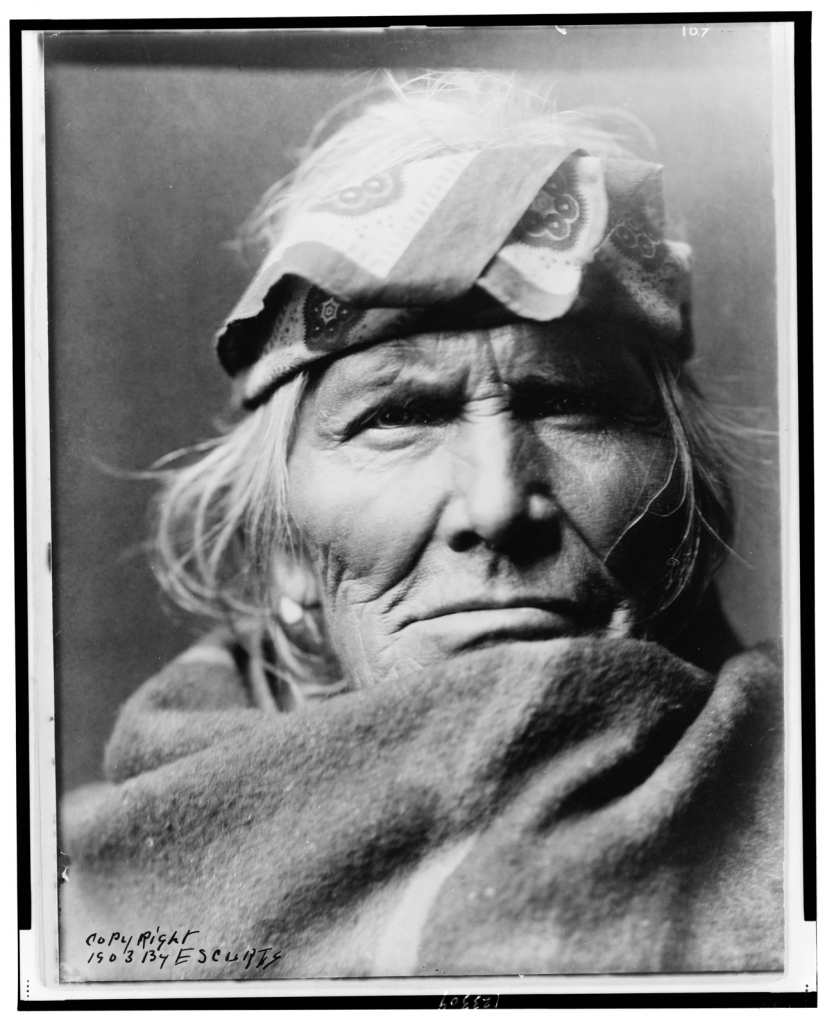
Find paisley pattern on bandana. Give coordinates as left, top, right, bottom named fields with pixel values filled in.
left=610, top=211, right=663, bottom=265
left=511, top=163, right=587, bottom=251
left=302, top=286, right=364, bottom=351
left=314, top=169, right=404, bottom=218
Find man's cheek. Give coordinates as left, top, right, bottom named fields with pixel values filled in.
left=319, top=529, right=419, bottom=612
left=330, top=479, right=432, bottom=570
left=573, top=454, right=667, bottom=542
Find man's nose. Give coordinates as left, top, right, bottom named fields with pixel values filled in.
left=441, top=412, right=559, bottom=553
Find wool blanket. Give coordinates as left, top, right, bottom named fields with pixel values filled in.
left=59, top=636, right=783, bottom=981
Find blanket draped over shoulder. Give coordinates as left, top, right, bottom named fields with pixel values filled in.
left=60, top=637, right=783, bottom=980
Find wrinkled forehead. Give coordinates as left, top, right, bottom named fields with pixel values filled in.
left=307, top=320, right=657, bottom=401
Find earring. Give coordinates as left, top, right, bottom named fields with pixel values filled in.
left=279, top=595, right=305, bottom=625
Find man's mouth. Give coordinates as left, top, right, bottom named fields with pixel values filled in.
left=417, top=597, right=581, bottom=620
left=402, top=599, right=605, bottom=648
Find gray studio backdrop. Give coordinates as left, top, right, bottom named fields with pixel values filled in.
left=46, top=25, right=782, bottom=795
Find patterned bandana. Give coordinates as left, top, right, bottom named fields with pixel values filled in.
left=217, top=147, right=692, bottom=409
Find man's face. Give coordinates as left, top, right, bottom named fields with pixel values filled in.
left=288, top=322, right=677, bottom=689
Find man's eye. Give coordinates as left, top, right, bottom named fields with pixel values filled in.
left=515, top=388, right=664, bottom=430
left=362, top=400, right=452, bottom=430
left=514, top=390, right=603, bottom=420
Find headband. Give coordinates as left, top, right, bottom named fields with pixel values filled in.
left=217, top=147, right=692, bottom=409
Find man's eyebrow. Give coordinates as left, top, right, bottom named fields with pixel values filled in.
left=506, top=371, right=615, bottom=392
left=335, top=359, right=461, bottom=394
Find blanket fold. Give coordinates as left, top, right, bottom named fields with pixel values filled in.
left=59, top=636, right=783, bottom=981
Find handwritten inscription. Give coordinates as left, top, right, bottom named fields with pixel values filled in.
left=84, top=928, right=282, bottom=971
left=439, top=994, right=499, bottom=1009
